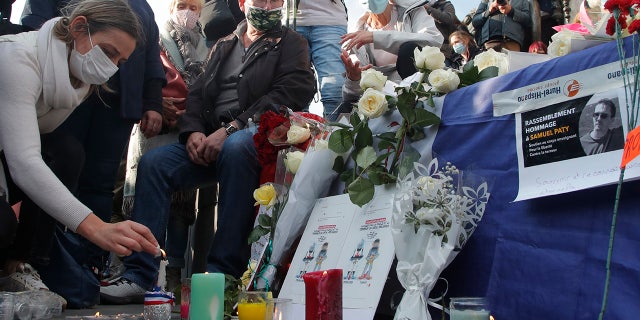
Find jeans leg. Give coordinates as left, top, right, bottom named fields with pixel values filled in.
left=206, top=128, right=259, bottom=278
left=122, top=143, right=217, bottom=289
left=165, top=213, right=190, bottom=269
left=301, top=25, right=347, bottom=121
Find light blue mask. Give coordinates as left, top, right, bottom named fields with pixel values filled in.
left=453, top=43, right=466, bottom=54
left=362, top=0, right=389, bottom=14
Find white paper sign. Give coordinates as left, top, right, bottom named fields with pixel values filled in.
left=279, top=190, right=396, bottom=318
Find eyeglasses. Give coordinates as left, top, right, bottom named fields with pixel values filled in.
left=250, top=0, right=284, bottom=8
left=593, top=112, right=610, bottom=119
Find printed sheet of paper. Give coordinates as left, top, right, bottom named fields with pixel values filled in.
left=279, top=190, right=396, bottom=315
left=514, top=87, right=640, bottom=200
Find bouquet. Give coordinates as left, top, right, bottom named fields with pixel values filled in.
left=247, top=108, right=337, bottom=292
left=329, top=46, right=498, bottom=207
left=391, top=159, right=490, bottom=320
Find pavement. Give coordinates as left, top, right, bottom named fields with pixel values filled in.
left=52, top=304, right=182, bottom=319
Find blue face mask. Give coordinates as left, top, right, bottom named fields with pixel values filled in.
left=362, top=0, right=388, bottom=14
left=453, top=43, right=466, bottom=54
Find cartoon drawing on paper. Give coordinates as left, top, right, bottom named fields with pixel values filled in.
left=359, top=239, right=380, bottom=280
left=345, top=239, right=364, bottom=280
left=313, top=242, right=329, bottom=271
left=296, top=242, right=316, bottom=279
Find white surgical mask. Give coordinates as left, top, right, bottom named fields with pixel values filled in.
left=453, top=43, right=466, bottom=54
left=171, top=9, right=199, bottom=29
left=69, top=30, right=119, bottom=85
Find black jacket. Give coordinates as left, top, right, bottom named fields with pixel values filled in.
left=179, top=21, right=316, bottom=142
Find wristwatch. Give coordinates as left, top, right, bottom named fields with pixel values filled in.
left=224, top=122, right=238, bottom=136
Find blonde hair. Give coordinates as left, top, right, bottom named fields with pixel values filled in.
left=169, top=0, right=205, bottom=13
left=53, top=0, right=143, bottom=46
left=52, top=0, right=142, bottom=89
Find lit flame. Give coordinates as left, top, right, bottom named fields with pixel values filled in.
left=94, top=312, right=100, bottom=316
left=323, top=271, right=327, bottom=276
left=490, top=316, right=495, bottom=320
left=159, top=249, right=166, bottom=259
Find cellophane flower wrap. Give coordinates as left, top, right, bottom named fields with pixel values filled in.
left=391, top=159, right=490, bottom=320
left=249, top=107, right=337, bottom=292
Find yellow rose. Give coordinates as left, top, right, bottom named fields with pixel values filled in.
left=253, top=183, right=277, bottom=207
left=286, top=124, right=311, bottom=145
left=428, top=69, right=460, bottom=93
left=357, top=88, right=389, bottom=119
left=359, top=69, right=387, bottom=91
left=284, top=150, right=305, bottom=174
left=414, top=46, right=445, bottom=71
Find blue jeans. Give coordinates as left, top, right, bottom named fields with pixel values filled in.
left=121, top=128, right=259, bottom=289
left=295, top=25, right=347, bottom=121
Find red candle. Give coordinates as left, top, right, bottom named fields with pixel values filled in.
left=303, top=269, right=343, bottom=320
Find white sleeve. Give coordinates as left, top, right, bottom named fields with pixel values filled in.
left=0, top=43, right=91, bottom=231
left=373, top=7, right=444, bottom=53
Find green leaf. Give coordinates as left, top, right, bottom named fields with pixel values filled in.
left=413, top=108, right=441, bottom=128
left=354, top=122, right=374, bottom=149
left=257, top=214, right=272, bottom=227
left=378, top=131, right=398, bottom=142
left=339, top=168, right=354, bottom=183
left=247, top=225, right=269, bottom=244
left=377, top=139, right=395, bottom=151
left=328, top=128, right=354, bottom=153
left=397, top=100, right=416, bottom=123
left=457, top=65, right=480, bottom=87
left=355, top=146, right=377, bottom=169
left=397, top=146, right=420, bottom=178
left=347, top=177, right=375, bottom=207
left=350, top=112, right=362, bottom=127
left=332, top=155, right=345, bottom=173
left=407, top=126, right=425, bottom=141
left=367, top=166, right=386, bottom=185
left=478, top=66, right=499, bottom=81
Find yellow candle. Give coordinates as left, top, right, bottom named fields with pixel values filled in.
left=237, top=301, right=267, bottom=320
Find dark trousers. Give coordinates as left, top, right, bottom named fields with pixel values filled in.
left=397, top=42, right=420, bottom=79
left=0, top=131, right=84, bottom=267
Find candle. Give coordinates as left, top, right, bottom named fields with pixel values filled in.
left=189, top=272, right=225, bottom=320
left=449, top=309, right=490, bottom=320
left=303, top=269, right=342, bottom=320
left=237, top=301, right=266, bottom=320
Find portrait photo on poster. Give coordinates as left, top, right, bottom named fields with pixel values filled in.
left=578, top=94, right=625, bottom=156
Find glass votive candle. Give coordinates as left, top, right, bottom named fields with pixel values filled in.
left=449, top=297, right=490, bottom=320
left=180, top=278, right=191, bottom=320
left=264, top=298, right=291, bottom=320
left=237, top=291, right=268, bottom=320
left=0, top=293, right=14, bottom=320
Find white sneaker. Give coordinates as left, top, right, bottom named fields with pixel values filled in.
left=100, top=277, right=146, bottom=304
left=0, top=263, right=67, bottom=309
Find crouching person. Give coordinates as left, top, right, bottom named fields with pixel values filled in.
left=99, top=0, right=316, bottom=303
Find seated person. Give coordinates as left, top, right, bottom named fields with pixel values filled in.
left=340, top=0, right=444, bottom=105
left=99, top=0, right=316, bottom=304
left=472, top=0, right=531, bottom=52
left=446, top=29, right=483, bottom=70
left=0, top=0, right=157, bottom=302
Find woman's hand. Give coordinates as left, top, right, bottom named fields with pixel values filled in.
left=76, top=213, right=158, bottom=257
left=340, top=49, right=372, bottom=81
left=162, top=97, right=186, bottom=129
left=140, top=110, right=163, bottom=138
left=340, top=30, right=374, bottom=52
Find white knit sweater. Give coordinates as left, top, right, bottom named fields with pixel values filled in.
left=0, top=28, right=92, bottom=231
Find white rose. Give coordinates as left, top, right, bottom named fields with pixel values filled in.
left=357, top=88, right=389, bottom=119
left=286, top=124, right=311, bottom=144
left=313, top=139, right=329, bottom=150
left=473, top=49, right=509, bottom=75
left=359, top=69, right=388, bottom=91
left=416, top=176, right=444, bottom=193
left=428, top=69, right=461, bottom=93
left=547, top=30, right=583, bottom=58
left=284, top=150, right=305, bottom=174
left=415, top=207, right=441, bottom=222
left=414, top=46, right=445, bottom=71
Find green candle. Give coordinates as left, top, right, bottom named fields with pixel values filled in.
left=189, top=272, right=225, bottom=320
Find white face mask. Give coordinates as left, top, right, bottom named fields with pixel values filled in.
left=171, top=9, right=199, bottom=29
left=69, top=31, right=119, bottom=85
